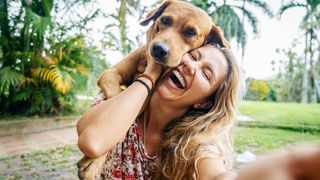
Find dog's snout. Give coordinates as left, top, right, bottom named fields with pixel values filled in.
left=151, top=42, right=169, bottom=61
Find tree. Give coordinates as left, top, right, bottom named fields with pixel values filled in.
left=279, top=0, right=320, bottom=103
left=190, top=0, right=273, bottom=62
left=271, top=46, right=304, bottom=102
left=246, top=78, right=270, bottom=101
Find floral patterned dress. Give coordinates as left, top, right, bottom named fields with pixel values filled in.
left=91, top=93, right=156, bottom=180
left=91, top=93, right=221, bottom=180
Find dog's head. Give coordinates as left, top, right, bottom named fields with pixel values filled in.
left=140, top=0, right=230, bottom=67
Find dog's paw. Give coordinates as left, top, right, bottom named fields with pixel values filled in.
left=77, top=155, right=107, bottom=180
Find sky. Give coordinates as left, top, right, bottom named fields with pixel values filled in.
left=93, top=0, right=307, bottom=80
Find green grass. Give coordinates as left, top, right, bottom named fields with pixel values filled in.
left=0, top=145, right=82, bottom=179
left=239, top=101, right=320, bottom=126
left=234, top=127, right=320, bottom=154
left=0, top=99, right=92, bottom=121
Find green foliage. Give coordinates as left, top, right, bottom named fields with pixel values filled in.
left=245, top=78, right=270, bottom=101
left=271, top=47, right=305, bottom=102
left=190, top=0, right=273, bottom=55
left=0, top=0, right=107, bottom=115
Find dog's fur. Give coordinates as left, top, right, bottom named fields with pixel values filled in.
left=78, top=0, right=230, bottom=179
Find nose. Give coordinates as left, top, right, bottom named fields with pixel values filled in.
left=182, top=59, right=195, bottom=75
left=151, top=42, right=169, bottom=62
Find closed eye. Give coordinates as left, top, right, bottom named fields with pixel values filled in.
left=189, top=52, right=197, bottom=61
left=203, top=70, right=210, bottom=80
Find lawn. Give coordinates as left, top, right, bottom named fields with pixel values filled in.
left=239, top=101, right=320, bottom=126
left=236, top=101, right=320, bottom=154
left=234, top=127, right=320, bottom=154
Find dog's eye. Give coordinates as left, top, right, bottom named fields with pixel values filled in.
left=184, top=29, right=197, bottom=37
left=160, top=17, right=171, bottom=26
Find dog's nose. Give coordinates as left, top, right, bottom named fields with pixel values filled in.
left=151, top=42, right=169, bottom=61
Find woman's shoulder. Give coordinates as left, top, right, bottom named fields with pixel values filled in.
left=197, top=144, right=221, bottom=158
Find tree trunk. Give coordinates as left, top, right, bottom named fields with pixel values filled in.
left=240, top=0, right=246, bottom=65
left=118, top=0, right=129, bottom=56
left=309, top=29, right=318, bottom=103
left=301, top=32, right=309, bottom=104
left=310, top=37, right=320, bottom=101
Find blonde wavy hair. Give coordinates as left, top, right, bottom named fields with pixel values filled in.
left=155, top=46, right=245, bottom=179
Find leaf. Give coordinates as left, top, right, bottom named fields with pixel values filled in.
left=0, top=67, right=23, bottom=96
left=31, top=65, right=73, bottom=94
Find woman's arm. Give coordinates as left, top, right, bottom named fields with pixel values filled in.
left=196, top=157, right=237, bottom=180
left=77, top=63, right=162, bottom=158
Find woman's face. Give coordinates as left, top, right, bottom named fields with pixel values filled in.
left=155, top=45, right=229, bottom=108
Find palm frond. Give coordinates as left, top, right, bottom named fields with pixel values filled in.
left=20, top=76, right=38, bottom=86
left=233, top=5, right=259, bottom=34
left=245, top=0, right=274, bottom=18
left=278, top=1, right=306, bottom=17
left=73, top=64, right=90, bottom=76
left=0, top=67, right=23, bottom=96
left=211, top=5, right=242, bottom=40
left=32, top=65, right=73, bottom=94
left=12, top=87, right=33, bottom=102
left=42, top=0, right=53, bottom=17
left=24, top=7, right=52, bottom=44
left=307, top=0, right=320, bottom=10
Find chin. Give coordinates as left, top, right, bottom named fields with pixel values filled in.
left=155, top=79, right=184, bottom=101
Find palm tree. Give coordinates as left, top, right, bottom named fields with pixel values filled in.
left=102, top=0, right=153, bottom=56
left=279, top=0, right=320, bottom=103
left=191, top=0, right=273, bottom=63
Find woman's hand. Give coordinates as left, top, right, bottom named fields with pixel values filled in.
left=144, top=57, right=163, bottom=82
left=236, top=144, right=320, bottom=180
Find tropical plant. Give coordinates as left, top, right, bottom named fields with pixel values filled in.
left=0, top=0, right=107, bottom=115
left=279, top=0, right=320, bottom=103
left=190, top=0, right=273, bottom=62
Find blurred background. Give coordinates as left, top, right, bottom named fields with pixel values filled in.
left=0, top=0, right=319, bottom=179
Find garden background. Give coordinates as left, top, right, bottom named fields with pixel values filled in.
left=0, top=0, right=319, bottom=179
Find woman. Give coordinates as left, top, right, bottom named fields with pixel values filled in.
left=77, top=44, right=244, bottom=179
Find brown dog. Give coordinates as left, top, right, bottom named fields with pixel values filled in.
left=78, top=0, right=230, bottom=179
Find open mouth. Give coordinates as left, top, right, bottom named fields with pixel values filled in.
left=169, top=70, right=186, bottom=89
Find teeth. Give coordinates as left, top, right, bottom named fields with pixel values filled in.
left=173, top=70, right=186, bottom=88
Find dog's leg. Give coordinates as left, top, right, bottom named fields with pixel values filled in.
left=77, top=154, right=108, bottom=180
left=97, top=45, right=147, bottom=98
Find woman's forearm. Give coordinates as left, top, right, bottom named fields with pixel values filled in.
left=77, top=78, right=151, bottom=158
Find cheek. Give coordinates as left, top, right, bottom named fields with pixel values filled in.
left=187, top=76, right=212, bottom=100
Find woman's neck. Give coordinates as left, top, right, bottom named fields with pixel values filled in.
left=147, top=93, right=188, bottom=136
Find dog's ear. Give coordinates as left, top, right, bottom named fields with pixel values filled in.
left=205, top=24, right=231, bottom=49
left=140, top=0, right=171, bottom=26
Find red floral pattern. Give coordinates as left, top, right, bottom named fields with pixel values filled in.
left=92, top=93, right=157, bottom=180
